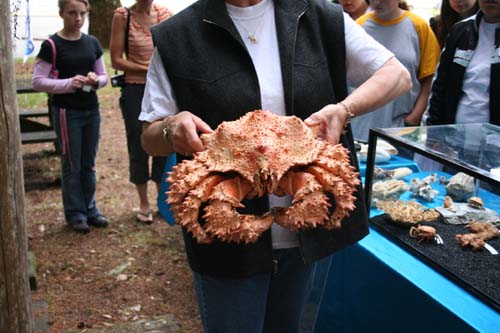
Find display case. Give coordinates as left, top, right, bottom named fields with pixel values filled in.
left=365, top=123, right=500, bottom=313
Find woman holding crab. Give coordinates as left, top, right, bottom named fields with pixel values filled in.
left=139, top=0, right=411, bottom=331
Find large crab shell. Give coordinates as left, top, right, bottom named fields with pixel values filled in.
left=197, top=110, right=322, bottom=186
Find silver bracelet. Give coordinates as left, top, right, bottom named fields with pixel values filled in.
left=162, top=116, right=173, bottom=146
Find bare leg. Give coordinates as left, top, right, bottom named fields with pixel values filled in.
left=136, top=182, right=150, bottom=213
left=135, top=182, right=154, bottom=224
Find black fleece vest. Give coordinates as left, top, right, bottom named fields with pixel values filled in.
left=152, top=0, right=369, bottom=277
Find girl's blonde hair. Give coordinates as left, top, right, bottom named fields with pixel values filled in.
left=58, top=0, right=89, bottom=12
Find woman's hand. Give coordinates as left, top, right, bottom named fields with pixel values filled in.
left=86, top=71, right=99, bottom=87
left=71, top=75, right=88, bottom=90
left=163, top=111, right=214, bottom=156
left=403, top=112, right=421, bottom=126
left=304, top=104, right=350, bottom=145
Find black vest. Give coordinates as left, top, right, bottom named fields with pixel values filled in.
left=152, top=0, right=369, bottom=277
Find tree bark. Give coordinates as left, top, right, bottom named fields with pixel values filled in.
left=89, top=0, right=122, bottom=49
left=0, top=1, right=33, bottom=332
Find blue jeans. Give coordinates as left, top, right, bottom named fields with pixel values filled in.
left=52, top=106, right=101, bottom=223
left=193, top=248, right=317, bottom=333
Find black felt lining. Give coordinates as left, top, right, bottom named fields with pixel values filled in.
left=371, top=214, right=500, bottom=313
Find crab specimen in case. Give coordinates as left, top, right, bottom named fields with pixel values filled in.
left=456, top=220, right=499, bottom=251
left=409, top=225, right=438, bottom=243
left=167, top=110, right=360, bottom=244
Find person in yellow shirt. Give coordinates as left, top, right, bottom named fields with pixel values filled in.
left=351, top=0, right=441, bottom=142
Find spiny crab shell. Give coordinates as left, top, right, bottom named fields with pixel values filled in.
left=167, top=110, right=360, bottom=244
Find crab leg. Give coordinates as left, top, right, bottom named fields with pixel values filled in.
left=306, top=165, right=357, bottom=229
left=173, top=175, right=224, bottom=244
left=272, top=170, right=330, bottom=231
left=167, top=159, right=210, bottom=205
left=203, top=176, right=274, bottom=244
left=315, top=143, right=360, bottom=190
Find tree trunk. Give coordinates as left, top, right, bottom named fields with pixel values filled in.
left=0, top=1, right=33, bottom=332
left=89, top=0, right=122, bottom=49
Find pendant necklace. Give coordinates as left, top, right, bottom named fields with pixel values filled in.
left=231, top=0, right=270, bottom=44
left=235, top=21, right=259, bottom=44
left=247, top=31, right=258, bottom=44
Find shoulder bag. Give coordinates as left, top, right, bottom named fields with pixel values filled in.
left=111, top=7, right=130, bottom=88
left=47, top=38, right=58, bottom=79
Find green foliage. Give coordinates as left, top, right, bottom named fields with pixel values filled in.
left=88, top=0, right=122, bottom=49
left=17, top=93, right=47, bottom=110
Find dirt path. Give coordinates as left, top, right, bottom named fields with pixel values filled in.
left=18, top=63, right=202, bottom=332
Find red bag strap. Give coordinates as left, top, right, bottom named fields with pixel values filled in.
left=47, top=38, right=56, bottom=72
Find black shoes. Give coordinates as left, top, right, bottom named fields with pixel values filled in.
left=69, top=220, right=90, bottom=234
left=68, top=215, right=108, bottom=233
left=87, top=215, right=109, bottom=228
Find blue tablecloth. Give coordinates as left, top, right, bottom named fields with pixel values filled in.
left=314, top=228, right=500, bottom=333
left=157, top=154, right=176, bottom=225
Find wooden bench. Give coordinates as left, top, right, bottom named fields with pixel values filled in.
left=21, top=131, right=58, bottom=144
left=19, top=109, right=50, bottom=118
left=16, top=79, right=37, bottom=94
left=16, top=79, right=57, bottom=147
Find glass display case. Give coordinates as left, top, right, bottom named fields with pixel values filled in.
left=365, top=123, right=500, bottom=313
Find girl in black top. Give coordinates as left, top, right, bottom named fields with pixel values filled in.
left=32, top=0, right=108, bottom=233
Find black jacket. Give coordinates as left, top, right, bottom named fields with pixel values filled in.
left=427, top=12, right=500, bottom=126
left=151, top=0, right=369, bottom=277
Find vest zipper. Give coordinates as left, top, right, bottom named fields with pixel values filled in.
left=273, top=259, right=278, bottom=274
left=294, top=8, right=309, bottom=265
left=289, top=7, right=308, bottom=117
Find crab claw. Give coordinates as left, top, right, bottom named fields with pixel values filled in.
left=203, top=177, right=274, bottom=243
left=174, top=174, right=225, bottom=244
left=272, top=171, right=330, bottom=230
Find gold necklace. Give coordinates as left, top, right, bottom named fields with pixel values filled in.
left=234, top=20, right=259, bottom=44
left=230, top=0, right=270, bottom=44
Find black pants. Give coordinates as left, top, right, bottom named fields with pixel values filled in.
left=119, top=84, right=166, bottom=184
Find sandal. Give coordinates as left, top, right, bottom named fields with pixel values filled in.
left=136, top=210, right=154, bottom=224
